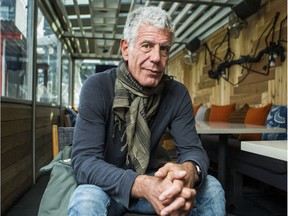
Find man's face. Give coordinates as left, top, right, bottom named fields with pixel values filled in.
left=121, top=25, right=172, bottom=87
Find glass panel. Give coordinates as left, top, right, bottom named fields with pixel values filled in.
left=61, top=48, right=71, bottom=106
left=0, top=0, right=32, bottom=100
left=73, top=59, right=117, bottom=107
left=36, top=9, right=61, bottom=104
left=63, top=0, right=89, bottom=5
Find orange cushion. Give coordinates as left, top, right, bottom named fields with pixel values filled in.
left=238, top=103, right=272, bottom=141
left=209, top=104, right=236, bottom=122
left=193, top=103, right=202, bottom=117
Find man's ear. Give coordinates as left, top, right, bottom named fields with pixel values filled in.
left=120, top=39, right=129, bottom=61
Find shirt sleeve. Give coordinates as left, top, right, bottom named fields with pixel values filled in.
left=71, top=74, right=138, bottom=208
left=168, top=84, right=209, bottom=187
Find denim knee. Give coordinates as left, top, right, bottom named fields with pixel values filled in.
left=192, top=175, right=226, bottom=216
left=68, top=184, right=110, bottom=216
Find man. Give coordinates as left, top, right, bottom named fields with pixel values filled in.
left=68, top=6, right=225, bottom=216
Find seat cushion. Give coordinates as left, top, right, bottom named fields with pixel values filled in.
left=209, top=104, right=236, bottom=122
left=228, top=103, right=250, bottom=124
left=193, top=103, right=202, bottom=117
left=195, top=105, right=208, bottom=121
left=262, top=105, right=287, bottom=140
left=238, top=103, right=272, bottom=141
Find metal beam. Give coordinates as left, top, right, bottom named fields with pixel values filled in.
left=150, top=0, right=243, bottom=7
left=62, top=31, right=123, bottom=40
left=71, top=52, right=121, bottom=60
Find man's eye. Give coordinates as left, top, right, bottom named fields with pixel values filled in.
left=141, top=43, right=152, bottom=52
left=160, top=46, right=170, bottom=56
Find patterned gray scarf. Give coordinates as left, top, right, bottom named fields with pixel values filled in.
left=113, top=59, right=170, bottom=174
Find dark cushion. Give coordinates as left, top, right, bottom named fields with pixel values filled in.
left=58, top=127, right=74, bottom=150
left=228, top=103, right=250, bottom=124
left=262, top=105, right=287, bottom=140
left=204, top=108, right=211, bottom=121
left=65, top=108, right=77, bottom=127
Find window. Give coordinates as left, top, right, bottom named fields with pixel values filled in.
left=61, top=48, right=71, bottom=106
left=36, top=9, right=61, bottom=104
left=0, top=0, right=32, bottom=100
left=73, top=59, right=117, bottom=107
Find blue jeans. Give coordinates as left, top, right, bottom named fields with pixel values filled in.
left=67, top=175, right=225, bottom=216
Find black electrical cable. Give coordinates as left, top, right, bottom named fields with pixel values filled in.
left=278, top=16, right=287, bottom=42
left=206, top=12, right=285, bottom=85
left=224, top=13, right=281, bottom=85
left=265, top=12, right=280, bottom=47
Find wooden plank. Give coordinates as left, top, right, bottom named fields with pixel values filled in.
left=35, top=126, right=51, bottom=139
left=195, top=88, right=213, bottom=96
left=1, top=176, right=31, bottom=215
left=1, top=119, right=32, bottom=137
left=230, top=93, right=262, bottom=105
left=1, top=103, right=32, bottom=121
left=1, top=104, right=63, bottom=214
left=1, top=166, right=32, bottom=214
left=1, top=138, right=32, bottom=170
left=36, top=106, right=60, bottom=118
left=200, top=73, right=211, bottom=81
left=172, top=0, right=287, bottom=109
left=35, top=116, right=57, bottom=128
left=202, top=64, right=211, bottom=75
left=234, top=82, right=268, bottom=95
left=194, top=95, right=210, bottom=105
left=264, top=0, right=287, bottom=25
left=1, top=154, right=32, bottom=190
left=198, top=79, right=216, bottom=89
left=238, top=70, right=275, bottom=86
left=210, top=31, right=228, bottom=48
left=1, top=131, right=32, bottom=154
left=274, top=63, right=287, bottom=105
left=36, top=135, right=52, bottom=154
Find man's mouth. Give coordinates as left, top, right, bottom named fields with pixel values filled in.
left=145, top=69, right=161, bottom=76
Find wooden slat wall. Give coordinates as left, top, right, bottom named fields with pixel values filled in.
left=1, top=102, right=62, bottom=214
left=1, top=103, right=33, bottom=214
left=169, top=0, right=287, bottom=107
left=35, top=106, right=62, bottom=175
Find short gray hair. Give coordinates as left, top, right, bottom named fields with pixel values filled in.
left=123, top=6, right=175, bottom=46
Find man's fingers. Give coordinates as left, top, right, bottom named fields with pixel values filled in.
left=159, top=179, right=183, bottom=201
left=180, top=187, right=196, bottom=200
left=155, top=169, right=187, bottom=181
left=155, top=163, right=186, bottom=179
left=183, top=199, right=194, bottom=211
left=159, top=181, right=196, bottom=202
left=155, top=163, right=174, bottom=177
left=160, top=196, right=186, bottom=216
left=160, top=197, right=195, bottom=216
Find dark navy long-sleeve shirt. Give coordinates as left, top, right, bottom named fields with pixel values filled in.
left=71, top=68, right=209, bottom=208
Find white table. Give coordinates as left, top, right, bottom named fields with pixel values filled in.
left=195, top=121, right=287, bottom=189
left=195, top=121, right=287, bottom=134
left=241, top=140, right=287, bottom=161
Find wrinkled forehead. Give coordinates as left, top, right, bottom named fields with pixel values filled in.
left=136, top=24, right=174, bottom=43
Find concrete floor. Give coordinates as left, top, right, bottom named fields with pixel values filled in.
left=5, top=174, right=287, bottom=216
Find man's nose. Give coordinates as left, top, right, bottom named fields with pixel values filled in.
left=150, top=46, right=161, bottom=63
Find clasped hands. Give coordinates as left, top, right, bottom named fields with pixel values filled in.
left=132, top=162, right=198, bottom=216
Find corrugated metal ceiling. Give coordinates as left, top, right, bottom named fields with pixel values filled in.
left=38, top=0, right=246, bottom=60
